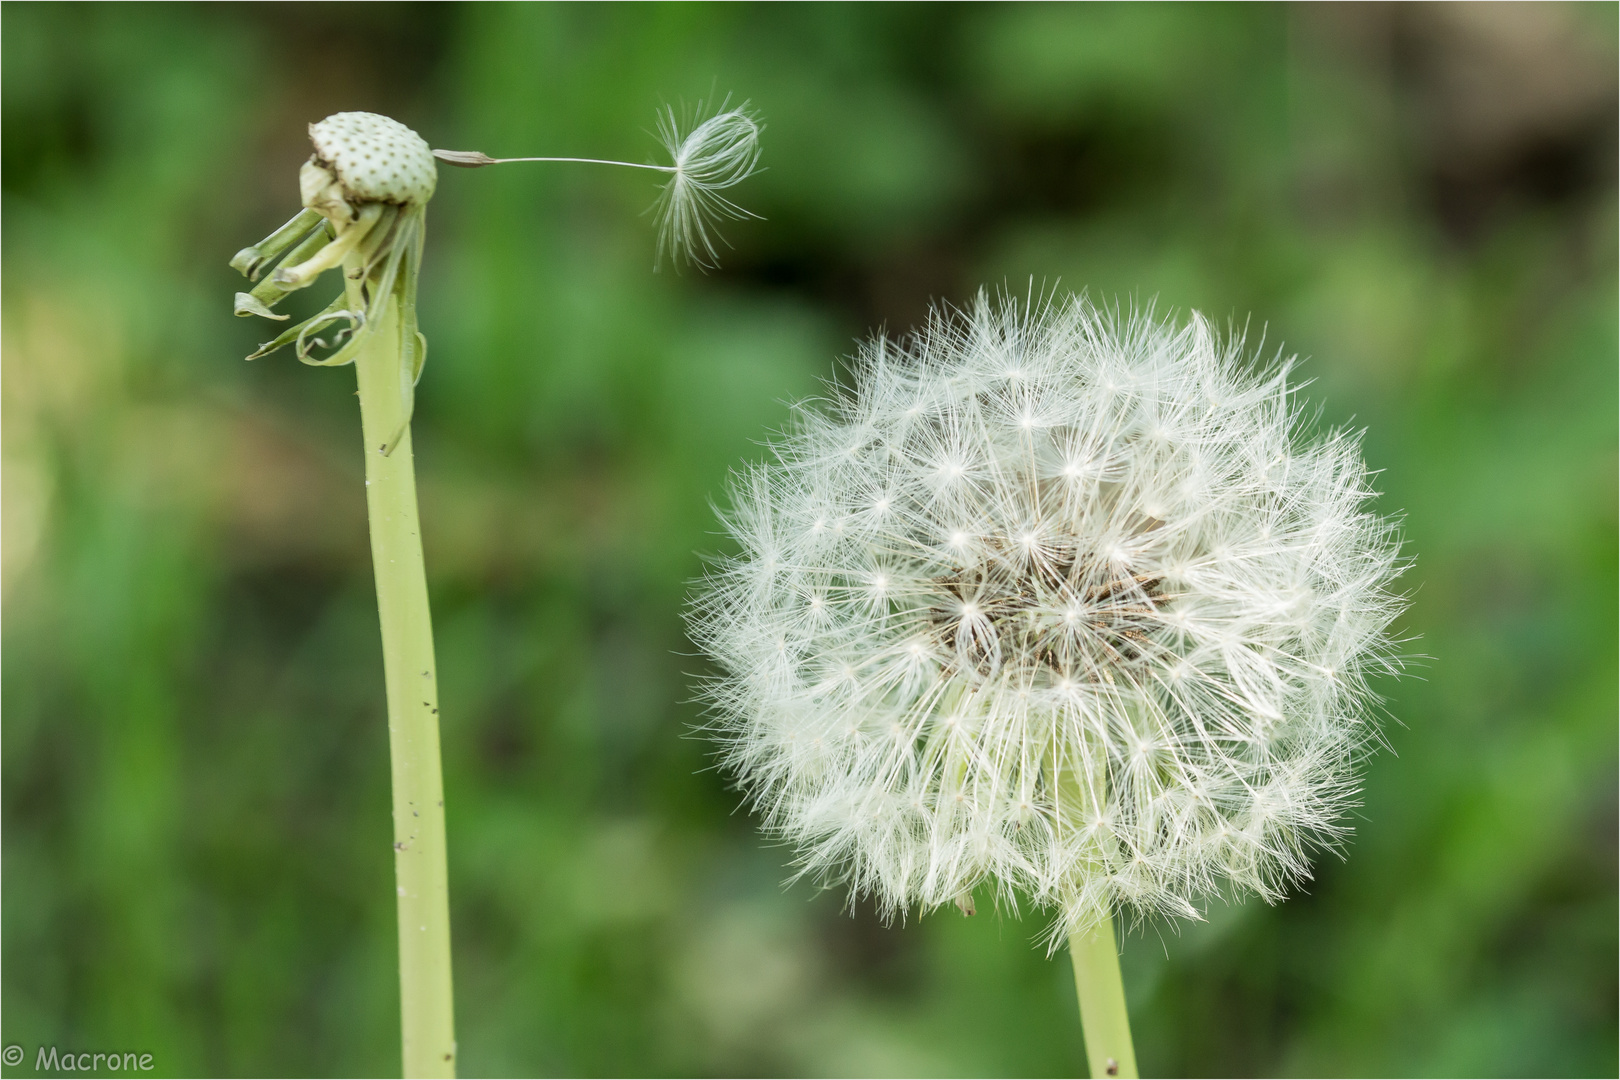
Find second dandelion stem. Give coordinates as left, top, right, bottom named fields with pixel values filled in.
left=1070, top=916, right=1138, bottom=1079
left=351, top=263, right=456, bottom=1078
left=1057, top=736, right=1137, bottom=1079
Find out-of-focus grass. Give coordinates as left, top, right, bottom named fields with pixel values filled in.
left=3, top=4, right=1614, bottom=1077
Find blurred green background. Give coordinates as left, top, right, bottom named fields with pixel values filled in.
left=4, top=3, right=1615, bottom=1076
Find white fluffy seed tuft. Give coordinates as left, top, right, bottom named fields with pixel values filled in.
left=653, top=102, right=763, bottom=268
left=690, top=291, right=1408, bottom=945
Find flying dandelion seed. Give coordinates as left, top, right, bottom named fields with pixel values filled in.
left=691, top=290, right=1409, bottom=948
left=434, top=100, right=763, bottom=269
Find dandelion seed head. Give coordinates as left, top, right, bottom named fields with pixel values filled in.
left=691, top=291, right=1408, bottom=945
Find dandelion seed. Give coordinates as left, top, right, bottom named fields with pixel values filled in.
left=432, top=100, right=763, bottom=269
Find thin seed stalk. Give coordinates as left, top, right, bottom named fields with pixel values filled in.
left=347, top=255, right=457, bottom=1078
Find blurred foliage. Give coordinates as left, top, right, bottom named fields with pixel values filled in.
left=3, top=3, right=1616, bottom=1077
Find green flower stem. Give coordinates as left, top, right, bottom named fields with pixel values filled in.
left=348, top=261, right=457, bottom=1078
left=1070, top=915, right=1137, bottom=1079
left=1055, top=736, right=1137, bottom=1080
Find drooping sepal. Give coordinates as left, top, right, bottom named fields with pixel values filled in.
left=230, top=207, right=325, bottom=281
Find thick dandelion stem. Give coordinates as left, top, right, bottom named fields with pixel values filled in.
left=350, top=267, right=456, bottom=1078
left=1070, top=915, right=1137, bottom=1079
left=1055, top=735, right=1137, bottom=1080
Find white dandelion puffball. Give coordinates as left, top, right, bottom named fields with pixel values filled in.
left=691, top=291, right=1407, bottom=943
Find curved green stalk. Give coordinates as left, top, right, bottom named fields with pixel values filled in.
left=346, top=254, right=456, bottom=1078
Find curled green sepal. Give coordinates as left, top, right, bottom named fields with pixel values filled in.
left=235, top=292, right=288, bottom=321
left=275, top=202, right=385, bottom=290
left=246, top=294, right=352, bottom=361
left=240, top=205, right=423, bottom=369
left=230, top=207, right=325, bottom=280
left=228, top=205, right=383, bottom=335
left=247, top=204, right=430, bottom=428
left=294, top=306, right=368, bottom=367
left=235, top=223, right=336, bottom=318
